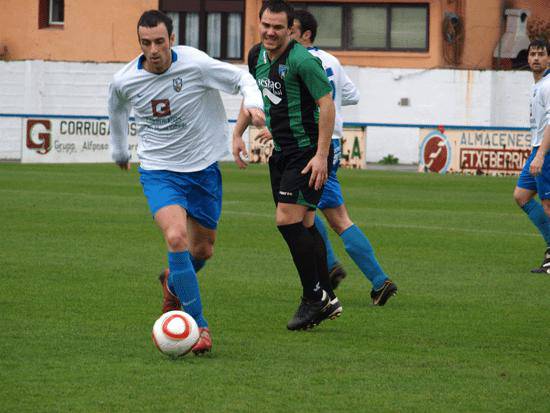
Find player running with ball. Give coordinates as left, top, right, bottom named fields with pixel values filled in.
left=108, top=10, right=264, bottom=354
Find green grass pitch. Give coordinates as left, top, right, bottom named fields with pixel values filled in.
left=1, top=163, right=549, bottom=412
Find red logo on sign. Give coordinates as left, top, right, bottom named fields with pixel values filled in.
left=422, top=135, right=449, bottom=173
left=26, top=119, right=52, bottom=154
left=151, top=99, right=171, bottom=117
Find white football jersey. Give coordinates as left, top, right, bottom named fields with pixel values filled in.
left=108, top=46, right=263, bottom=172
left=531, top=69, right=550, bottom=147
left=306, top=47, right=360, bottom=139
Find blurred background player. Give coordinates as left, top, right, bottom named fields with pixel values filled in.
left=233, top=0, right=339, bottom=330
left=108, top=10, right=264, bottom=354
left=291, top=9, right=397, bottom=305
left=514, top=38, right=550, bottom=273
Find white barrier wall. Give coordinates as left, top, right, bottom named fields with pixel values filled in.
left=0, top=60, right=533, bottom=163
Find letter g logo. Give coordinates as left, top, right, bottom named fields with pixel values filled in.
left=26, top=119, right=51, bottom=154
left=151, top=99, right=171, bottom=117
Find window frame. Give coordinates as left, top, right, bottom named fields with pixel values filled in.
left=38, top=0, right=64, bottom=29
left=49, top=0, right=65, bottom=25
left=161, top=0, right=245, bottom=61
left=292, top=2, right=430, bottom=52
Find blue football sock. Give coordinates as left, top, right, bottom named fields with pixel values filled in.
left=190, top=255, right=206, bottom=273
left=314, top=214, right=339, bottom=269
left=167, top=251, right=208, bottom=328
left=521, top=199, right=550, bottom=246
left=341, top=224, right=388, bottom=290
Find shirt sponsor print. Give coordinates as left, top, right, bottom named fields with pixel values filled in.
left=418, top=127, right=532, bottom=176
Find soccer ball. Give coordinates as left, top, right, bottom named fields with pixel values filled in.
left=152, top=310, right=200, bottom=357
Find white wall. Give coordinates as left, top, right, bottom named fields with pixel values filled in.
left=0, top=60, right=533, bottom=163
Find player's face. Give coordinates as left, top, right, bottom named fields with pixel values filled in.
left=138, top=23, right=175, bottom=74
left=259, top=9, right=291, bottom=54
left=528, top=47, right=549, bottom=74
left=290, top=20, right=304, bottom=43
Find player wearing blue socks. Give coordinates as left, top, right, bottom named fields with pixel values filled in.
left=514, top=38, right=550, bottom=274
left=291, top=10, right=397, bottom=304
left=108, top=10, right=264, bottom=354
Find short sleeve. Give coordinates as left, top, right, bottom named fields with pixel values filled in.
left=247, top=44, right=262, bottom=78
left=297, top=56, right=332, bottom=101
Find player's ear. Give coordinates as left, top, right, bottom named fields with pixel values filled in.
left=169, top=32, right=175, bottom=47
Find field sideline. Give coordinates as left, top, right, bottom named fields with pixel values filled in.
left=1, top=162, right=549, bottom=412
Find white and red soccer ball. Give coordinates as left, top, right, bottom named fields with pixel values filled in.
left=152, top=311, right=199, bottom=357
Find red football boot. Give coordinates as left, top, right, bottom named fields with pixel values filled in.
left=158, top=268, right=181, bottom=313
left=192, top=327, right=212, bottom=355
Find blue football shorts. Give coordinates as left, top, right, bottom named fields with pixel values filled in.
left=517, top=146, right=550, bottom=200
left=318, top=139, right=345, bottom=210
left=138, top=162, right=222, bottom=230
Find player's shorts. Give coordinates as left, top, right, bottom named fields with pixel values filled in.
left=318, top=139, right=344, bottom=210
left=138, top=162, right=222, bottom=229
left=517, top=147, right=550, bottom=200
left=269, top=146, right=334, bottom=209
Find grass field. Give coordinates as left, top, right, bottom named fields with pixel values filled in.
left=1, top=162, right=549, bottom=412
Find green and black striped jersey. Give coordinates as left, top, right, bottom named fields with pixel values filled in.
left=248, top=40, right=332, bottom=152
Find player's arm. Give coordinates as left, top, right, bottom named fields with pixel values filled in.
left=107, top=80, right=131, bottom=170
left=531, top=126, right=550, bottom=176
left=303, top=93, right=335, bottom=189
left=198, top=52, right=264, bottom=125
left=530, top=84, right=550, bottom=176
left=298, top=57, right=335, bottom=189
left=340, top=64, right=360, bottom=106
left=232, top=102, right=252, bottom=169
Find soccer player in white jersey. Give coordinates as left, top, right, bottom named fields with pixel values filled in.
left=513, top=38, right=550, bottom=273
left=291, top=10, right=397, bottom=303
left=108, top=10, right=264, bottom=354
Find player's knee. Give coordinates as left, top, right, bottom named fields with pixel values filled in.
left=191, top=243, right=214, bottom=261
left=165, top=230, right=187, bottom=251
left=327, top=217, right=353, bottom=235
left=513, top=188, right=530, bottom=207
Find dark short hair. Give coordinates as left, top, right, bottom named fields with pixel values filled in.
left=293, top=9, right=318, bottom=42
left=527, top=38, right=550, bottom=55
left=137, top=10, right=173, bottom=37
left=259, top=0, right=294, bottom=28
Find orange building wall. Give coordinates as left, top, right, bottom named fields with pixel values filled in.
left=459, top=0, right=502, bottom=69
left=245, top=0, right=445, bottom=68
left=1, top=0, right=547, bottom=67
left=0, top=0, right=158, bottom=62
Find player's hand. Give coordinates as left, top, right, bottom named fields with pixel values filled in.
left=232, top=135, right=248, bottom=169
left=245, top=107, right=265, bottom=128
left=301, top=154, right=328, bottom=190
left=530, top=155, right=544, bottom=176
left=116, top=161, right=130, bottom=171
left=254, top=127, right=273, bottom=144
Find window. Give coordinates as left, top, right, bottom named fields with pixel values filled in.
left=161, top=0, right=244, bottom=60
left=293, top=3, right=429, bottom=51
left=38, top=0, right=64, bottom=28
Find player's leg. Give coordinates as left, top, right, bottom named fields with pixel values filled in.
left=313, top=215, right=341, bottom=271
left=531, top=151, right=550, bottom=274
left=276, top=202, right=323, bottom=300
left=271, top=151, right=330, bottom=330
left=186, top=216, right=216, bottom=271
left=139, top=168, right=211, bottom=347
left=514, top=148, right=550, bottom=272
left=154, top=205, right=208, bottom=327
left=316, top=140, right=344, bottom=281
left=322, top=204, right=397, bottom=305
left=180, top=162, right=223, bottom=352
left=304, top=210, right=342, bottom=320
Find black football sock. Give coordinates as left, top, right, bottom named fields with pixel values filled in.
left=308, top=223, right=336, bottom=300
left=277, top=222, right=323, bottom=301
